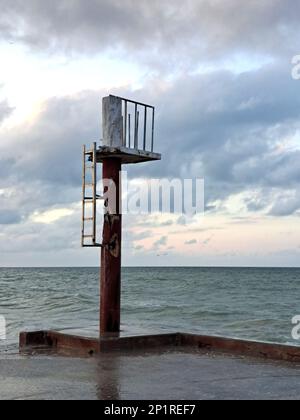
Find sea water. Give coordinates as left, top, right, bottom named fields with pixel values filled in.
left=0, top=267, right=299, bottom=354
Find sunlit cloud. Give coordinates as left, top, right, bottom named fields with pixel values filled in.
left=30, top=208, right=75, bottom=224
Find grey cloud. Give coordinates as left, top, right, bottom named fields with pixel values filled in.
left=203, top=237, right=213, bottom=246
left=3, top=63, right=299, bottom=195
left=170, top=227, right=221, bottom=235
left=3, top=0, right=300, bottom=265
left=153, top=236, right=168, bottom=248
left=185, top=239, right=197, bottom=245
left=269, top=191, right=300, bottom=216
left=160, top=220, right=174, bottom=227
left=0, top=0, right=299, bottom=66
left=245, top=192, right=272, bottom=213
left=0, top=91, right=102, bottom=188
left=134, top=245, right=144, bottom=252
left=1, top=62, right=300, bottom=223
left=135, top=217, right=173, bottom=228
left=0, top=180, right=80, bottom=225
left=0, top=209, right=80, bottom=253
left=130, top=230, right=153, bottom=241
left=228, top=217, right=260, bottom=225
left=0, top=210, right=21, bottom=224
left=177, top=216, right=187, bottom=226
left=245, top=187, right=300, bottom=217
left=0, top=99, right=13, bottom=124
left=138, top=65, right=300, bottom=212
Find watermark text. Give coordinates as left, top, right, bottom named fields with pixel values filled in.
left=292, top=55, right=300, bottom=80
left=292, top=316, right=300, bottom=340
left=0, top=316, right=6, bottom=341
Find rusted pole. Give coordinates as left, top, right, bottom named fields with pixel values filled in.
left=100, top=158, right=122, bottom=335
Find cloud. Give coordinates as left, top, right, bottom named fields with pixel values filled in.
left=1, top=61, right=300, bottom=221
left=269, top=190, right=300, bottom=216
left=160, top=219, right=174, bottom=227
left=1, top=1, right=300, bottom=266
left=130, top=230, right=153, bottom=241
left=203, top=237, right=213, bottom=246
left=0, top=209, right=80, bottom=254
left=0, top=99, right=13, bottom=124
left=153, top=236, right=168, bottom=248
left=30, top=208, right=75, bottom=224
left=0, top=91, right=101, bottom=188
left=177, top=216, right=187, bottom=226
left=0, top=209, right=21, bottom=225
left=134, top=244, right=144, bottom=252
left=1, top=52, right=300, bottom=263
left=185, top=239, right=197, bottom=245
left=0, top=0, right=298, bottom=67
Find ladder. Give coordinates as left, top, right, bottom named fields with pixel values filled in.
left=81, top=142, right=102, bottom=247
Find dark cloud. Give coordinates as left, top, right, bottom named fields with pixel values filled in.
left=0, top=0, right=299, bottom=66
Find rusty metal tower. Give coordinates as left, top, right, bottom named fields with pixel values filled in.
left=82, top=95, right=161, bottom=336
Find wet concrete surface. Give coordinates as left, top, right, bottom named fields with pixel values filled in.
left=1, top=348, right=300, bottom=400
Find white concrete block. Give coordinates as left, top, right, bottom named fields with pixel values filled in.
left=102, top=96, right=123, bottom=147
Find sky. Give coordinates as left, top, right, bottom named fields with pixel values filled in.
left=0, top=0, right=300, bottom=267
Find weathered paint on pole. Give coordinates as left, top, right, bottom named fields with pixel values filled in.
left=100, top=96, right=123, bottom=335
left=100, top=158, right=122, bottom=335
left=102, top=96, right=123, bottom=148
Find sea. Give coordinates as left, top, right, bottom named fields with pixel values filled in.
left=0, top=267, right=300, bottom=354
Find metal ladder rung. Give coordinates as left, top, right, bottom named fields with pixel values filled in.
left=83, top=235, right=94, bottom=238
left=83, top=244, right=102, bottom=248
left=84, top=196, right=103, bottom=201
left=84, top=217, right=94, bottom=221
left=85, top=183, right=95, bottom=187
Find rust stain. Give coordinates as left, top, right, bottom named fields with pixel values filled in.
left=101, top=158, right=122, bottom=335
left=109, top=233, right=120, bottom=258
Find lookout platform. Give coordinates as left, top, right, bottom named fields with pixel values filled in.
left=95, top=145, right=161, bottom=165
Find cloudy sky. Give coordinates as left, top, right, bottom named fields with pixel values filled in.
left=0, top=0, right=300, bottom=267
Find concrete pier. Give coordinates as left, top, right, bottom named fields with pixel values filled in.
left=3, top=345, right=300, bottom=400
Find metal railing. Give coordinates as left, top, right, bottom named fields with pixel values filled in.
left=112, top=95, right=155, bottom=152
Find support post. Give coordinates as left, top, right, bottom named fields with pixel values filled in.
left=100, top=95, right=123, bottom=336
left=100, top=158, right=122, bottom=335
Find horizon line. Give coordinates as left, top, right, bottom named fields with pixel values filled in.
left=1, top=265, right=300, bottom=269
